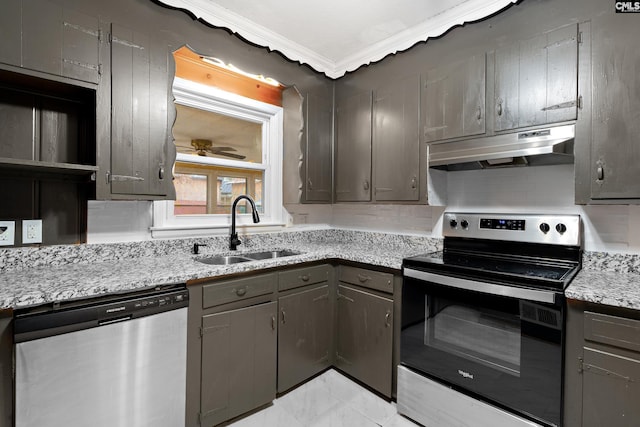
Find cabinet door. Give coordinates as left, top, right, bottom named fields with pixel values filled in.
left=305, top=93, right=333, bottom=202
left=335, top=92, right=372, bottom=202
left=373, top=75, right=420, bottom=201
left=110, top=24, right=173, bottom=198
left=336, top=284, right=393, bottom=397
left=21, top=0, right=101, bottom=83
left=200, top=302, right=277, bottom=427
left=0, top=1, right=21, bottom=67
left=422, top=54, right=485, bottom=143
left=495, top=25, right=578, bottom=131
left=278, top=284, right=331, bottom=393
left=582, top=347, right=640, bottom=427
left=590, top=15, right=640, bottom=200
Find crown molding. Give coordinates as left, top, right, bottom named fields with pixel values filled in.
left=155, top=0, right=518, bottom=79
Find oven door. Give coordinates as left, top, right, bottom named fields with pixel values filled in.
left=401, top=268, right=564, bottom=427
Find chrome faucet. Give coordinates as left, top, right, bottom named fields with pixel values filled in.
left=230, top=195, right=260, bottom=250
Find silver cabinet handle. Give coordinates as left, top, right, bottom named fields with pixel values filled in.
left=281, top=310, right=286, bottom=324
left=300, top=274, right=310, bottom=282
left=541, top=100, right=577, bottom=111
left=107, top=172, right=144, bottom=182
left=410, top=176, right=417, bottom=189
left=235, top=287, right=247, bottom=297
left=384, top=311, right=391, bottom=328
left=307, top=178, right=313, bottom=190
left=357, top=274, right=370, bottom=283
left=497, top=100, right=503, bottom=117
left=596, top=166, right=604, bottom=181
left=363, top=180, right=370, bottom=191
left=271, top=315, right=276, bottom=330
left=476, top=106, right=482, bottom=120
left=158, top=166, right=165, bottom=180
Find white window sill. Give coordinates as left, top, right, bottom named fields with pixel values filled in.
left=150, top=221, right=287, bottom=239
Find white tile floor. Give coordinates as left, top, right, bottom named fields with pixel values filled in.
left=227, top=369, right=421, bottom=427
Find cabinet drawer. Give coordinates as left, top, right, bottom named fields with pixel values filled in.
left=203, top=273, right=276, bottom=309
left=584, top=311, right=640, bottom=353
left=338, top=265, right=393, bottom=294
left=278, top=264, right=331, bottom=291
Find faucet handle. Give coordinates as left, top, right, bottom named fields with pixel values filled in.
left=193, top=243, right=208, bottom=254
left=230, top=233, right=242, bottom=250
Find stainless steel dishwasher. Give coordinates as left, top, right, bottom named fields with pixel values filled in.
left=14, top=283, right=189, bottom=427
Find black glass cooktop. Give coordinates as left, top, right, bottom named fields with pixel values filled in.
left=403, top=248, right=581, bottom=291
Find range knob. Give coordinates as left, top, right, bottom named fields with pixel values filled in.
left=460, top=220, right=469, bottom=229
left=539, top=223, right=550, bottom=234
left=556, top=223, right=567, bottom=234
left=449, top=219, right=458, bottom=228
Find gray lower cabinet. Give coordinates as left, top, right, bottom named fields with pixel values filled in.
left=373, top=75, right=420, bottom=202
left=335, top=91, right=372, bottom=202
left=97, top=23, right=175, bottom=200
left=565, top=303, right=640, bottom=427
left=336, top=274, right=393, bottom=397
left=277, top=264, right=333, bottom=393
left=200, top=301, right=277, bottom=427
left=278, top=284, right=332, bottom=392
left=493, top=24, right=578, bottom=132
left=580, top=311, right=640, bottom=427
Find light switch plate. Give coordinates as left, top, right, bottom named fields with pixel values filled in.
left=22, top=219, right=43, bottom=244
left=0, top=221, right=15, bottom=246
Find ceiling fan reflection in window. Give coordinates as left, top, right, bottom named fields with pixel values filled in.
left=186, top=139, right=246, bottom=160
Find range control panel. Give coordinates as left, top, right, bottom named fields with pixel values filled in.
left=444, top=212, right=582, bottom=246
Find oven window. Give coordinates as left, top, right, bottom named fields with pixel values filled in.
left=426, top=297, right=521, bottom=376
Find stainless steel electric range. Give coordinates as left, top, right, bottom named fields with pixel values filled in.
left=398, top=212, right=582, bottom=427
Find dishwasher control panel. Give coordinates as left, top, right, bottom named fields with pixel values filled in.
left=14, top=285, right=189, bottom=343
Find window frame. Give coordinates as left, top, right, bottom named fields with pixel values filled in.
left=151, top=77, right=284, bottom=238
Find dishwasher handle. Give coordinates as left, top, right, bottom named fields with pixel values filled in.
left=98, top=315, right=133, bottom=326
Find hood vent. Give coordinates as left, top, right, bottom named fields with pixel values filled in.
left=429, top=124, right=575, bottom=171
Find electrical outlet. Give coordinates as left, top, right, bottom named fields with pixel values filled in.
left=22, top=219, right=43, bottom=244
left=0, top=221, right=15, bottom=246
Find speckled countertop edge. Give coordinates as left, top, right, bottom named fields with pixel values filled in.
left=566, top=251, right=640, bottom=310
left=4, top=230, right=640, bottom=311
left=0, top=230, right=441, bottom=309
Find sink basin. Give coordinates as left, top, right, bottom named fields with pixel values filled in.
left=197, top=255, right=251, bottom=265
left=196, top=250, right=301, bottom=265
left=242, top=250, right=301, bottom=260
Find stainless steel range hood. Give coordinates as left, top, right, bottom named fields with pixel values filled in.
left=428, top=124, right=575, bottom=171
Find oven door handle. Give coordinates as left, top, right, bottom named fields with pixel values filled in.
left=403, top=268, right=559, bottom=304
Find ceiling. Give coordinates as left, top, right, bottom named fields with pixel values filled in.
left=156, top=0, right=519, bottom=79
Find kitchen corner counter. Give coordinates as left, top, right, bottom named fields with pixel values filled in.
left=0, top=230, right=440, bottom=309
left=565, top=251, right=640, bottom=311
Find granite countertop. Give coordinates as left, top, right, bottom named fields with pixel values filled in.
left=0, top=230, right=439, bottom=309
left=3, top=229, right=640, bottom=312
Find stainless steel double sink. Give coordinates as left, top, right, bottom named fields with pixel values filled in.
left=196, top=249, right=301, bottom=265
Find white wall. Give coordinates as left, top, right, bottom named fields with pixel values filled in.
left=87, top=164, right=640, bottom=253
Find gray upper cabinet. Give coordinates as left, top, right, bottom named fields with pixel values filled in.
left=105, top=24, right=175, bottom=199
left=0, top=0, right=101, bottom=85
left=335, top=91, right=372, bottom=202
left=422, top=54, right=485, bottom=143
left=586, top=14, right=640, bottom=200
left=373, top=75, right=420, bottom=201
left=494, top=24, right=578, bottom=132
left=305, top=93, right=333, bottom=202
